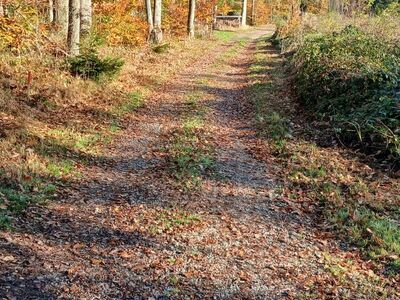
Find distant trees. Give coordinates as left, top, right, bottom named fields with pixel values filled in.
left=145, top=0, right=198, bottom=42
left=0, top=0, right=277, bottom=54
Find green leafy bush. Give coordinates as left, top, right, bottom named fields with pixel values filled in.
left=68, top=50, right=124, bottom=80
left=293, top=25, right=400, bottom=161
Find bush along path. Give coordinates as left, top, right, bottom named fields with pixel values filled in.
left=0, top=27, right=399, bottom=299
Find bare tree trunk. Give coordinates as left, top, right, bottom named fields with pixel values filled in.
left=81, top=0, right=92, bottom=37
left=145, top=0, right=154, bottom=38
left=212, top=5, right=217, bottom=30
left=49, top=0, right=54, bottom=22
left=68, top=0, right=80, bottom=56
left=241, top=0, right=247, bottom=27
left=151, top=0, right=163, bottom=44
left=251, top=0, right=256, bottom=26
left=80, top=0, right=92, bottom=37
left=329, top=0, right=344, bottom=14
left=188, top=0, right=195, bottom=39
left=56, top=0, right=69, bottom=36
left=0, top=0, right=4, bottom=17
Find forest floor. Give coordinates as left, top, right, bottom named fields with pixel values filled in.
left=0, top=26, right=399, bottom=299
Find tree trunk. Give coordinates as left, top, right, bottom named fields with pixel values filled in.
left=56, top=0, right=69, bottom=36
left=145, top=0, right=154, bottom=38
left=80, top=0, right=92, bottom=37
left=241, top=0, right=247, bottom=27
left=49, top=0, right=54, bottom=22
left=212, top=5, right=217, bottom=30
left=151, top=0, right=163, bottom=44
left=67, top=0, right=80, bottom=56
left=251, top=0, right=256, bottom=26
left=188, top=0, right=195, bottom=39
left=329, top=0, right=343, bottom=14
left=0, top=1, right=4, bottom=17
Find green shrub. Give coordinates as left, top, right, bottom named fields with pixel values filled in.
left=293, top=25, right=400, bottom=160
left=152, top=43, right=170, bottom=54
left=68, top=50, right=124, bottom=80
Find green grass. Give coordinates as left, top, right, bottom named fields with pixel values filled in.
left=46, top=159, right=76, bottom=178
left=351, top=210, right=400, bottom=256
left=0, top=181, right=56, bottom=229
left=48, top=128, right=108, bottom=153
left=157, top=210, right=200, bottom=229
left=182, top=117, right=204, bottom=133
left=263, top=111, right=290, bottom=141
left=109, top=120, right=121, bottom=133
left=214, top=30, right=236, bottom=42
left=168, top=134, right=215, bottom=189
left=114, top=91, right=144, bottom=115
left=152, top=43, right=171, bottom=54
left=184, top=92, right=202, bottom=108
left=166, top=91, right=215, bottom=189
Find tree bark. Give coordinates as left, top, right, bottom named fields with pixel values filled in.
left=241, top=0, right=247, bottom=27
left=329, top=0, right=344, bottom=14
left=68, top=0, right=80, bottom=56
left=145, top=0, right=154, bottom=37
left=0, top=1, right=4, bottom=17
left=188, top=0, right=195, bottom=39
left=56, top=0, right=69, bottom=36
left=80, top=0, right=92, bottom=37
left=49, top=0, right=54, bottom=22
left=251, top=0, right=256, bottom=26
left=150, top=0, right=163, bottom=44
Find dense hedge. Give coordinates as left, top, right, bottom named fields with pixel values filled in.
left=293, top=25, right=400, bottom=161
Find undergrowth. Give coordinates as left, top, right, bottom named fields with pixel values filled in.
left=293, top=25, right=400, bottom=164
left=250, top=35, right=400, bottom=276
left=0, top=28, right=219, bottom=229
left=68, top=49, right=124, bottom=81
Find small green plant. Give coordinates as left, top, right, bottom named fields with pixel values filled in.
left=168, top=135, right=215, bottom=189
left=183, top=117, right=203, bottom=134
left=46, top=159, right=75, bottom=178
left=184, top=92, right=202, bottom=108
left=0, top=181, right=56, bottom=229
left=166, top=96, right=215, bottom=189
left=68, top=49, right=124, bottom=81
left=300, top=166, right=327, bottom=179
left=116, top=91, right=144, bottom=114
left=261, top=111, right=290, bottom=141
left=152, top=43, right=170, bottom=54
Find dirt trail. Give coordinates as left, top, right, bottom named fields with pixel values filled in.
left=0, top=26, right=390, bottom=299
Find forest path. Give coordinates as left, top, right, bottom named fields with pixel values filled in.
left=0, top=26, right=389, bottom=299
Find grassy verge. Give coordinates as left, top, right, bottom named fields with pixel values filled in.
left=0, top=35, right=222, bottom=229
left=250, top=36, right=400, bottom=277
